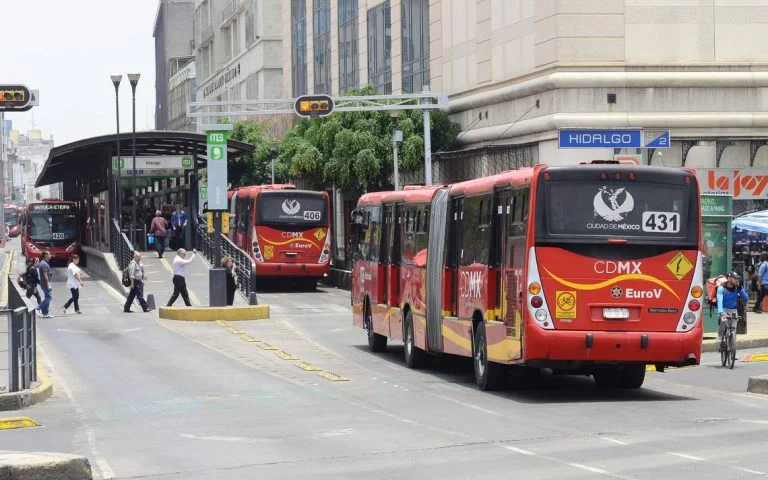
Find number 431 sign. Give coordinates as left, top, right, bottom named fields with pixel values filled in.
left=642, top=211, right=680, bottom=234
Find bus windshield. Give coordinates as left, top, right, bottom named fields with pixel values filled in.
left=536, top=170, right=699, bottom=245
left=4, top=211, right=17, bottom=226
left=257, top=192, right=327, bottom=227
left=28, top=213, right=79, bottom=242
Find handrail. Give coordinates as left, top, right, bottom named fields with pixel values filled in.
left=196, top=222, right=258, bottom=303
left=110, top=218, right=134, bottom=270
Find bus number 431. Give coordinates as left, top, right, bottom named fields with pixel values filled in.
left=642, top=211, right=679, bottom=234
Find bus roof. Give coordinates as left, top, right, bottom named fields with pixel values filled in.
left=448, top=167, right=538, bottom=196
left=358, top=185, right=445, bottom=206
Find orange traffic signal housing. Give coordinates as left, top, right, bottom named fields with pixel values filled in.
left=0, top=85, right=31, bottom=112
left=294, top=95, right=334, bottom=117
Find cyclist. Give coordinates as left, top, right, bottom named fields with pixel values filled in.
left=716, top=271, right=748, bottom=347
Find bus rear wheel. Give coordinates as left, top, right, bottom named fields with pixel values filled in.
left=594, top=364, right=645, bottom=389
left=620, top=364, right=646, bottom=389
left=473, top=322, right=506, bottom=391
left=365, top=304, right=387, bottom=353
left=403, top=311, right=425, bottom=369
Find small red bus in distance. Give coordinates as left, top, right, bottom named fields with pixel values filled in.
left=4, top=205, right=22, bottom=237
left=351, top=163, right=703, bottom=390
left=229, top=184, right=331, bottom=289
left=21, top=199, right=81, bottom=263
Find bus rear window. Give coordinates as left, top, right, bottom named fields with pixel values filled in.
left=541, top=181, right=694, bottom=241
left=257, top=193, right=327, bottom=226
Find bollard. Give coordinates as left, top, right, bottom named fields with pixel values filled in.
left=146, top=294, right=156, bottom=311
left=249, top=291, right=258, bottom=305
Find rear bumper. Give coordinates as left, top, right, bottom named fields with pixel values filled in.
left=524, top=323, right=703, bottom=366
left=256, top=262, right=329, bottom=277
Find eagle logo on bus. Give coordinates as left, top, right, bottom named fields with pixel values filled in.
left=594, top=187, right=634, bottom=222
left=282, top=199, right=301, bottom=215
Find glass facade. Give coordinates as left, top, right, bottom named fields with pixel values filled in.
left=338, top=0, right=358, bottom=93
left=367, top=1, right=392, bottom=94
left=291, top=0, right=308, bottom=96
left=401, top=0, right=429, bottom=93
left=313, top=0, right=332, bottom=94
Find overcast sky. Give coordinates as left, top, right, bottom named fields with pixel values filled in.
left=3, top=0, right=158, bottom=145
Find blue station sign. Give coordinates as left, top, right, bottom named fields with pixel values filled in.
left=558, top=128, right=671, bottom=149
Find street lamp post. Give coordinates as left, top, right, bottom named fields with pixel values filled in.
left=110, top=75, right=122, bottom=223
left=392, top=130, right=403, bottom=190
left=127, top=73, right=140, bottom=247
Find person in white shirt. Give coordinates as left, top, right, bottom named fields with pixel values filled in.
left=166, top=248, right=196, bottom=307
left=62, top=254, right=84, bottom=315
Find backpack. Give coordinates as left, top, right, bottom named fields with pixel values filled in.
left=122, top=266, right=131, bottom=287
left=705, top=275, right=727, bottom=305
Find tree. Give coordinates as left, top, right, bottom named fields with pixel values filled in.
left=218, top=119, right=279, bottom=187
left=276, top=85, right=461, bottom=192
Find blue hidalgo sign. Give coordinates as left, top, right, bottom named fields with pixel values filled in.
left=558, top=129, right=670, bottom=149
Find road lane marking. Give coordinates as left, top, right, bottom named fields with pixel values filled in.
left=254, top=341, right=278, bottom=351
left=179, top=433, right=276, bottom=444
left=568, top=463, right=611, bottom=475
left=501, top=445, right=632, bottom=478
left=57, top=328, right=143, bottom=334
left=669, top=452, right=704, bottom=461
left=215, top=320, right=230, bottom=327
left=318, top=371, right=350, bottom=381
left=0, top=417, right=40, bottom=429
left=274, top=351, right=298, bottom=360
left=295, top=362, right=322, bottom=371
left=601, top=437, right=630, bottom=446
left=736, top=467, right=767, bottom=475
left=226, top=326, right=243, bottom=335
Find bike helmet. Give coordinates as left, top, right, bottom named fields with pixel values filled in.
left=727, top=271, right=740, bottom=278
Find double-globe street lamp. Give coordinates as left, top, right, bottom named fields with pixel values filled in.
left=127, top=73, right=140, bottom=248
left=110, top=75, right=122, bottom=223
left=110, top=73, right=141, bottom=247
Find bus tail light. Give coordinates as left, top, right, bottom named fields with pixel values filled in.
left=676, top=252, right=703, bottom=332
left=318, top=232, right=331, bottom=264
left=26, top=242, right=39, bottom=253
left=526, top=248, right=554, bottom=330
left=252, top=239, right=264, bottom=262
left=66, top=242, right=78, bottom=252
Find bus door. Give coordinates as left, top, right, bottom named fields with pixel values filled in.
left=494, top=190, right=521, bottom=343
left=391, top=204, right=403, bottom=307
left=378, top=204, right=393, bottom=306
left=447, top=197, right=464, bottom=316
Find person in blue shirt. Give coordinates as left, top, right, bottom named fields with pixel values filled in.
left=754, top=254, right=768, bottom=314
left=716, top=271, right=749, bottom=345
left=170, top=205, right=187, bottom=249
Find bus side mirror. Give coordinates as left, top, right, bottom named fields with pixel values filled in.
left=351, top=209, right=364, bottom=225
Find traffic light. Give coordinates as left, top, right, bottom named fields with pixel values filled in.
left=206, top=211, right=214, bottom=233
left=221, top=212, right=230, bottom=234
left=0, top=85, right=31, bottom=112
left=294, top=94, right=335, bottom=118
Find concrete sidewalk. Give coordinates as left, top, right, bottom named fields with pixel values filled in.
left=702, top=311, right=768, bottom=352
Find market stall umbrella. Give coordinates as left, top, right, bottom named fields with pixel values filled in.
left=733, top=210, right=768, bottom=235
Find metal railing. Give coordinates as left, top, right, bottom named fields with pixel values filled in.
left=4, top=274, right=37, bottom=393
left=196, top=222, right=258, bottom=304
left=110, top=218, right=134, bottom=270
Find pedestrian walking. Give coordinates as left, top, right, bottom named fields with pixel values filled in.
left=38, top=251, right=53, bottom=318
left=148, top=210, right=168, bottom=258
left=62, top=254, right=83, bottom=315
left=166, top=248, right=196, bottom=307
left=754, top=254, right=768, bottom=314
left=222, top=256, right=237, bottom=306
left=171, top=205, right=187, bottom=250
left=21, top=257, right=42, bottom=308
left=124, top=252, right=150, bottom=313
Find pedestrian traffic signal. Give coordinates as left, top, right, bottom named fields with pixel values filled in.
left=206, top=212, right=214, bottom=233
left=294, top=95, right=334, bottom=118
left=221, top=212, right=230, bottom=234
left=0, top=85, right=32, bottom=112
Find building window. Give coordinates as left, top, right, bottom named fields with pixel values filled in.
left=291, top=0, right=308, bottom=96
left=401, top=0, right=429, bottom=93
left=232, top=18, right=241, bottom=57
left=338, top=0, right=358, bottom=93
left=313, top=0, right=332, bottom=94
left=367, top=1, right=391, bottom=94
left=245, top=0, right=258, bottom=46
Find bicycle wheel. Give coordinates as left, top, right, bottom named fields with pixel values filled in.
left=720, top=337, right=728, bottom=367
left=727, top=331, right=736, bottom=369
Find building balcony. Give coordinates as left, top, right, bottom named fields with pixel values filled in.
left=220, top=0, right=245, bottom=26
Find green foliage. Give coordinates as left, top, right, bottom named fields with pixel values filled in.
left=224, top=120, right=276, bottom=187
left=276, top=85, right=461, bottom=192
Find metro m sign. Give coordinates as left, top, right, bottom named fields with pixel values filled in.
left=697, top=168, right=768, bottom=200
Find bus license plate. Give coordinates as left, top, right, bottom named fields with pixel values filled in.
left=603, top=308, right=629, bottom=319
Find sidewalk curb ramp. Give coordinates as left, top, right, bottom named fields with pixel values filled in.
left=747, top=375, right=768, bottom=395
left=159, top=305, right=270, bottom=321
left=0, top=365, right=53, bottom=412
left=701, top=337, right=768, bottom=353
left=0, top=451, right=92, bottom=479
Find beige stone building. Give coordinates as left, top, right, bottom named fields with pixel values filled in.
left=284, top=0, right=768, bottom=190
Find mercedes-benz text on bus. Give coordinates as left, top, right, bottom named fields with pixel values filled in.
left=229, top=185, right=331, bottom=289
left=351, top=163, right=703, bottom=391
left=22, top=200, right=81, bottom=263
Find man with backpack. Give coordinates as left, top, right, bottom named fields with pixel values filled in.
left=123, top=252, right=150, bottom=313
left=716, top=271, right=749, bottom=345
left=754, top=254, right=768, bottom=314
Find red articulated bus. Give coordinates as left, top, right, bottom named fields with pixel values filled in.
left=228, top=184, right=331, bottom=289
left=351, top=163, right=703, bottom=390
left=21, top=199, right=81, bottom=264
left=4, top=204, right=22, bottom=237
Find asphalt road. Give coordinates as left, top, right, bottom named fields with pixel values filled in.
left=4, top=250, right=768, bottom=479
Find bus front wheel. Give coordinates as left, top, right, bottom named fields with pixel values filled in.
left=473, top=322, right=506, bottom=391
left=365, top=303, right=387, bottom=353
left=403, top=311, right=424, bottom=369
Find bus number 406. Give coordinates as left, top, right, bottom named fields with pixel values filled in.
left=303, top=211, right=321, bottom=221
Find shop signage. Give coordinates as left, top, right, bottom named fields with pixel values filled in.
left=203, top=63, right=241, bottom=98
left=700, top=194, right=733, bottom=217
left=697, top=168, right=768, bottom=200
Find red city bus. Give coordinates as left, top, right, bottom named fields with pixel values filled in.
left=21, top=199, right=81, bottom=263
left=229, top=184, right=331, bottom=289
left=4, top=205, right=22, bottom=237
left=351, top=163, right=703, bottom=390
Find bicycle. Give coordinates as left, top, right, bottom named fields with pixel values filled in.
left=719, top=312, right=739, bottom=369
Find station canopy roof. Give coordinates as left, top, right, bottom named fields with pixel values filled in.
left=35, top=131, right=254, bottom=187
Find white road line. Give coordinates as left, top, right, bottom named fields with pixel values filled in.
left=501, top=445, right=631, bottom=479
left=502, top=446, right=535, bottom=456
left=38, top=347, right=116, bottom=480
left=601, top=437, right=630, bottom=446
left=568, top=463, right=611, bottom=475
left=437, top=395, right=503, bottom=416
left=669, top=452, right=705, bottom=461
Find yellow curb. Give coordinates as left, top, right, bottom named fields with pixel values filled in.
left=158, top=305, right=270, bottom=321
left=742, top=353, right=768, bottom=362
left=0, top=417, right=40, bottom=430
left=31, top=364, right=53, bottom=404
left=274, top=351, right=299, bottom=360
left=318, top=372, right=349, bottom=382
left=295, top=362, right=322, bottom=372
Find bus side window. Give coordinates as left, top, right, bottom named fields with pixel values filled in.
left=365, top=206, right=382, bottom=262
left=475, top=195, right=492, bottom=265
left=460, top=197, right=481, bottom=266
